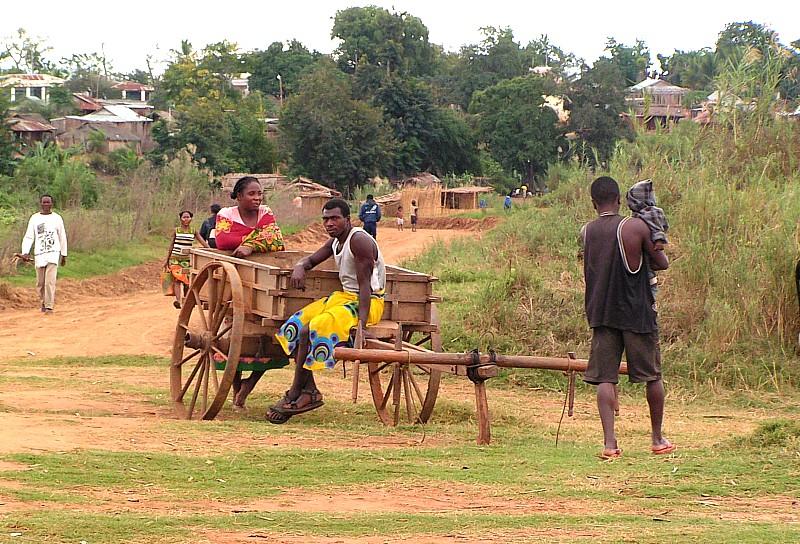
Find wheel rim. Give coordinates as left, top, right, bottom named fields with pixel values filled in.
left=170, top=261, right=244, bottom=420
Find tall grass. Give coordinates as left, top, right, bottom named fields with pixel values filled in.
left=0, top=150, right=214, bottom=275
left=408, top=97, right=800, bottom=392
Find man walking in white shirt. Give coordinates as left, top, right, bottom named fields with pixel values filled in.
left=18, top=195, right=68, bottom=314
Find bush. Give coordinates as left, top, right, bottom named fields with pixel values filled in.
left=10, top=144, right=99, bottom=207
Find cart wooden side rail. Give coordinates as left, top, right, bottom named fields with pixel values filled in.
left=335, top=345, right=629, bottom=445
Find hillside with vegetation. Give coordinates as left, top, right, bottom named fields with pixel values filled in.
left=1, top=12, right=799, bottom=389
left=408, top=95, right=800, bottom=393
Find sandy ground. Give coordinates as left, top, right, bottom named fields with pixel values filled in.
left=1, top=217, right=798, bottom=540
left=0, top=226, right=477, bottom=361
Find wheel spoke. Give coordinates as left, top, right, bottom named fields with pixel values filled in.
left=187, top=354, right=206, bottom=417
left=210, top=359, right=220, bottom=394
left=207, top=273, right=219, bottom=328
left=191, top=287, right=210, bottom=331
left=369, top=362, right=392, bottom=375
left=212, top=324, right=233, bottom=343
left=413, top=364, right=432, bottom=375
left=202, top=353, right=210, bottom=414
left=211, top=345, right=228, bottom=359
left=392, top=365, right=402, bottom=425
left=379, top=366, right=396, bottom=410
left=177, top=348, right=201, bottom=367
left=179, top=355, right=205, bottom=400
left=408, top=371, right=425, bottom=406
left=402, top=368, right=416, bottom=423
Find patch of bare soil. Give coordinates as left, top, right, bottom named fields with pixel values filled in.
left=0, top=260, right=163, bottom=311
left=200, top=529, right=602, bottom=544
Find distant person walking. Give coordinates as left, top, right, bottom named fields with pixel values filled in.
left=582, top=176, right=675, bottom=460
left=165, top=211, right=208, bottom=309
left=199, top=203, right=222, bottom=248
left=395, top=206, right=404, bottom=231
left=410, top=200, right=419, bottom=232
left=17, top=194, right=68, bottom=314
left=358, top=194, right=381, bottom=239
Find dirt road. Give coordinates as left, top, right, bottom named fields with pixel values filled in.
left=0, top=227, right=477, bottom=361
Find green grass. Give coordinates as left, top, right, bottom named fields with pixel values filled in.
left=3, top=510, right=799, bottom=544
left=0, top=356, right=799, bottom=542
left=1, top=236, right=164, bottom=286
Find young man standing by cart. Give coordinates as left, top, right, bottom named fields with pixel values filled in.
left=270, top=198, right=386, bottom=423
left=582, top=176, right=675, bottom=459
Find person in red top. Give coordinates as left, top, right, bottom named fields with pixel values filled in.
left=215, top=176, right=285, bottom=257
left=214, top=176, right=285, bottom=408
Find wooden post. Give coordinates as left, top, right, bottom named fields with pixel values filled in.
left=351, top=325, right=364, bottom=404
left=474, top=381, right=491, bottom=445
left=467, top=364, right=498, bottom=445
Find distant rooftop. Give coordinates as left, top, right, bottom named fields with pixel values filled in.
left=0, top=73, right=65, bottom=87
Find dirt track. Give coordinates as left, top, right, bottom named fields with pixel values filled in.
left=0, top=226, right=479, bottom=361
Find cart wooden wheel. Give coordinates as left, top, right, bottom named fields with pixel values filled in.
left=367, top=306, right=442, bottom=425
left=170, top=261, right=244, bottom=420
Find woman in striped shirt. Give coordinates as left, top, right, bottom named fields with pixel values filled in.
left=165, top=210, right=208, bottom=308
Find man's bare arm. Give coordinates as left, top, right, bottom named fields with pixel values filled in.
left=622, top=218, right=669, bottom=271
left=290, top=239, right=334, bottom=288
left=350, top=232, right=377, bottom=326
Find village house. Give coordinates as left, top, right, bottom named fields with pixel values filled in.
left=8, top=112, right=56, bottom=149
left=51, top=104, right=154, bottom=154
left=111, top=81, right=154, bottom=102
left=626, top=78, right=691, bottom=129
left=0, top=73, right=65, bottom=103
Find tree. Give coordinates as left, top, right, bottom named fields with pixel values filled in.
left=2, top=28, right=56, bottom=74
left=602, top=38, right=651, bottom=86
left=280, top=63, right=393, bottom=195
left=152, top=95, right=276, bottom=175
left=567, top=62, right=633, bottom=166
left=247, top=40, right=320, bottom=100
left=152, top=40, right=241, bottom=109
left=372, top=77, right=478, bottom=177
left=716, top=21, right=779, bottom=63
left=0, top=94, right=18, bottom=176
left=332, top=6, right=434, bottom=77
left=437, top=27, right=529, bottom=110
left=470, top=76, right=563, bottom=185
left=523, top=34, right=580, bottom=80
left=658, top=49, right=717, bottom=90
left=61, top=52, right=116, bottom=97
left=424, top=108, right=480, bottom=177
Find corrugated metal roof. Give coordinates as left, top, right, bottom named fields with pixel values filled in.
left=0, top=73, right=65, bottom=87
left=112, top=81, right=154, bottom=91
left=9, top=118, right=56, bottom=132
left=66, top=105, right=151, bottom=123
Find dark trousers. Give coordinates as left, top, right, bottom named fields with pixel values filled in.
left=363, top=222, right=377, bottom=239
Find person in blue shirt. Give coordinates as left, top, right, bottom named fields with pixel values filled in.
left=358, top=194, right=381, bottom=239
left=503, top=194, right=513, bottom=211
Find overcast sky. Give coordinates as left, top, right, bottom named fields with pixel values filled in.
left=2, top=1, right=799, bottom=74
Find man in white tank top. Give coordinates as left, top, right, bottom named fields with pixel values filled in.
left=271, top=198, right=385, bottom=424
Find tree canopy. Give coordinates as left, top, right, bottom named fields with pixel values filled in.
left=280, top=62, right=393, bottom=195
left=470, top=75, right=563, bottom=185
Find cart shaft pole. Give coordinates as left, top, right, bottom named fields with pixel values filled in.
left=334, top=347, right=628, bottom=374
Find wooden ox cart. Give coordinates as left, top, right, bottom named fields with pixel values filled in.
left=170, top=249, right=445, bottom=426
left=170, top=249, right=627, bottom=444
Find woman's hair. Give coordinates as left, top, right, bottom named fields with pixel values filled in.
left=231, top=176, right=260, bottom=199
left=179, top=210, right=193, bottom=218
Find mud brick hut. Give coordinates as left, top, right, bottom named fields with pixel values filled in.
left=440, top=186, right=494, bottom=210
